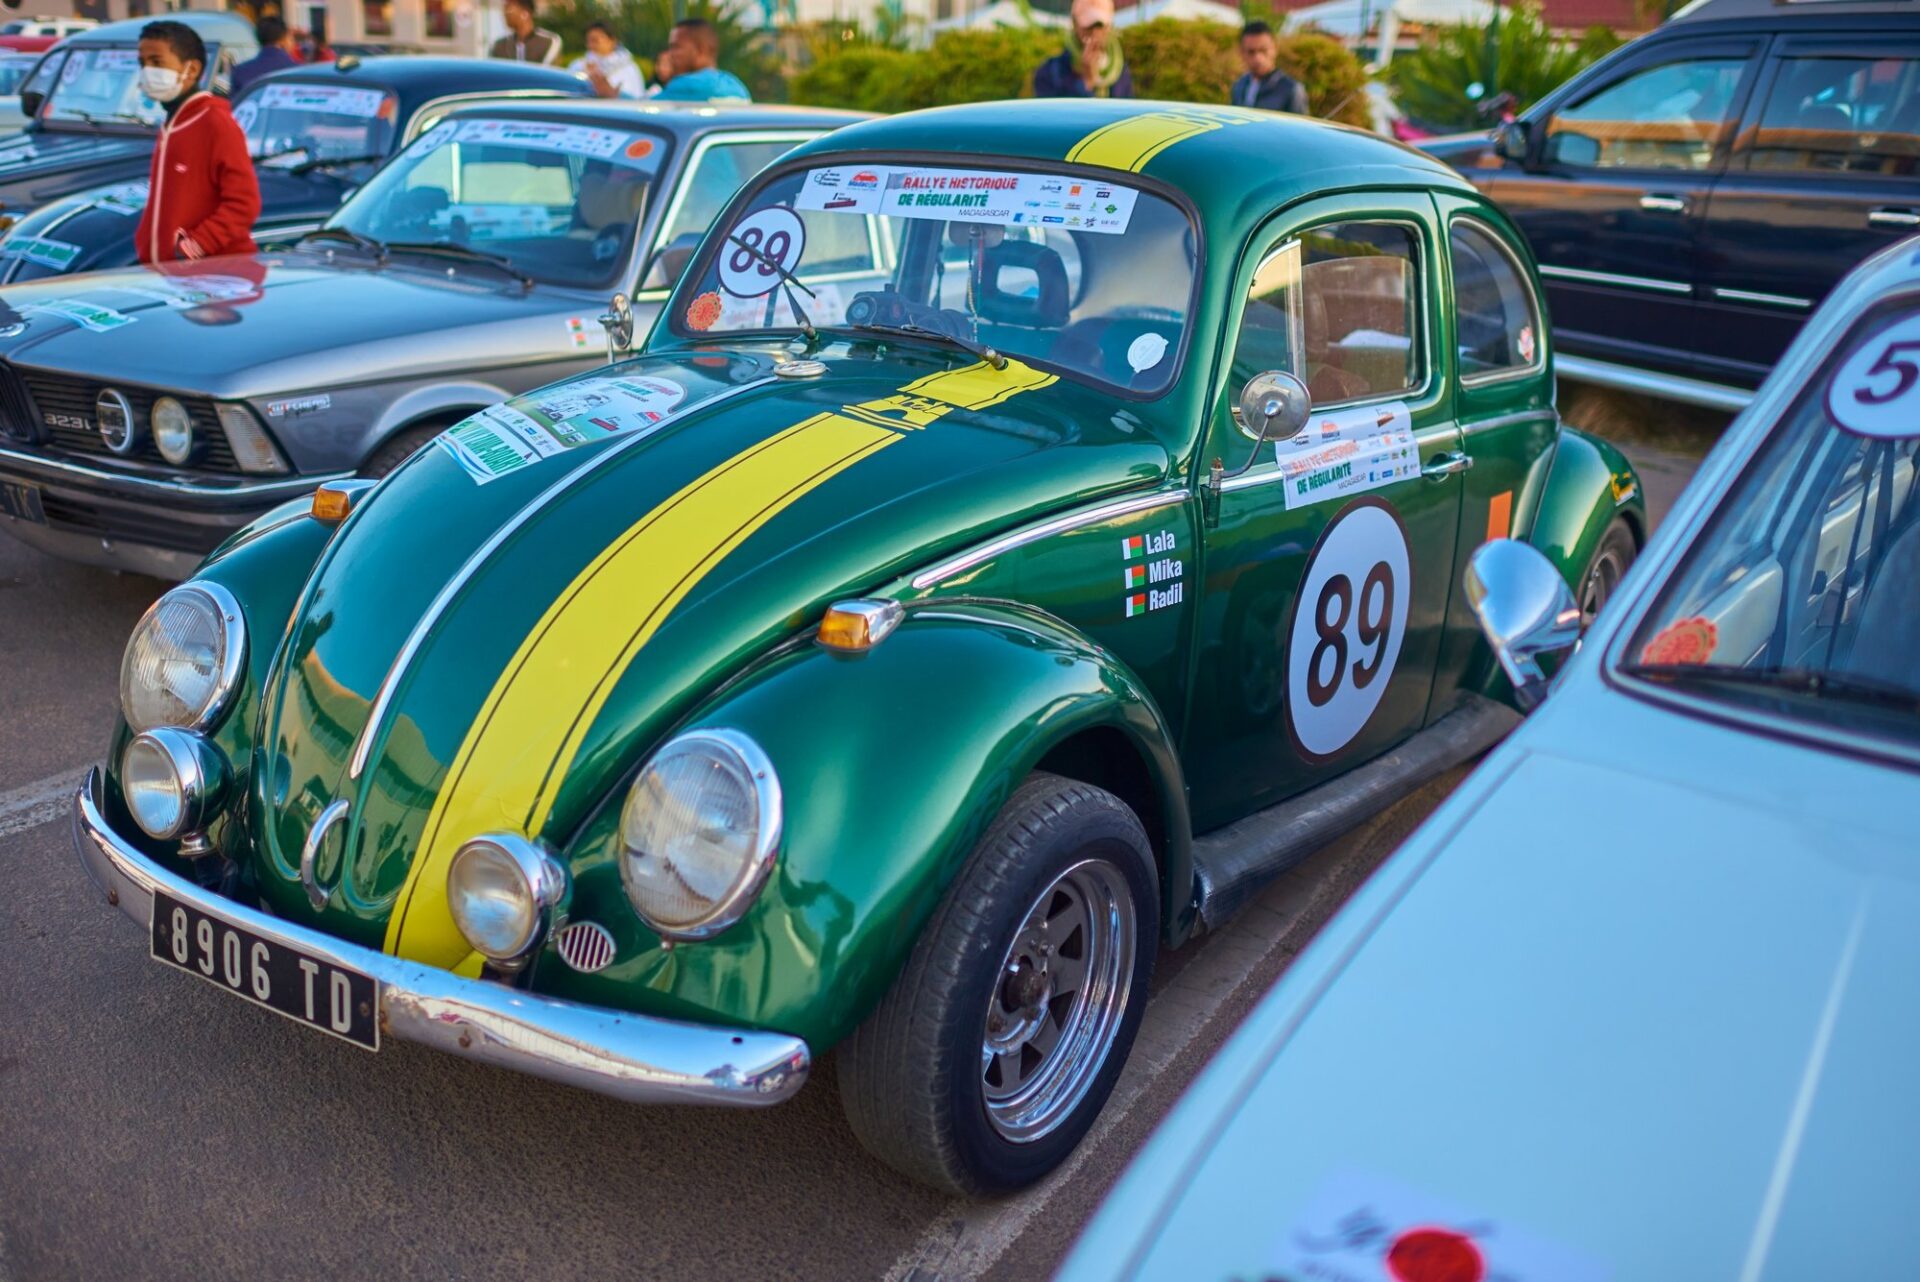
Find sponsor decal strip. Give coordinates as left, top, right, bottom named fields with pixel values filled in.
left=385, top=359, right=1056, bottom=967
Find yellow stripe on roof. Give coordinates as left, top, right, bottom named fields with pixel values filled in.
left=1064, top=106, right=1263, bottom=174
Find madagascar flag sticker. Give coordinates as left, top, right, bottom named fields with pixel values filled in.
left=1124, top=592, right=1148, bottom=618
left=1124, top=564, right=1146, bottom=589
left=1122, top=534, right=1144, bottom=559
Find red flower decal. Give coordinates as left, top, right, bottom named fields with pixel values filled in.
left=1387, top=1227, right=1485, bottom=1282
left=1640, top=615, right=1718, bottom=666
left=686, top=290, right=723, bottom=332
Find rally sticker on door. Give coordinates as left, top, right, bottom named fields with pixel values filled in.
left=1274, top=400, right=1419, bottom=511
left=1286, top=498, right=1410, bottom=761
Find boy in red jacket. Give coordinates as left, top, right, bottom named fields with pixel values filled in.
left=135, top=21, right=260, bottom=265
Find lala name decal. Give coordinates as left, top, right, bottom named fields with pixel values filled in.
left=1121, top=528, right=1183, bottom=618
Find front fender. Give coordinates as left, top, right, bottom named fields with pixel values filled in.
left=1524, top=425, right=1645, bottom=588
left=534, top=601, right=1191, bottom=1050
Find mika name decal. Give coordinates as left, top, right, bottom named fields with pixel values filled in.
left=1121, top=528, right=1183, bottom=617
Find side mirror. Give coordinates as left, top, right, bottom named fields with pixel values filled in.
left=19, top=88, right=41, bottom=118
left=1493, top=119, right=1531, bottom=165
left=1465, top=538, right=1583, bottom=711
left=598, top=291, right=634, bottom=363
left=1237, top=370, right=1311, bottom=444
left=645, top=230, right=703, bottom=292
left=1541, top=130, right=1598, bottom=168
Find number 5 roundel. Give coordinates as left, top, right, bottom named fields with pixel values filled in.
left=1286, top=498, right=1411, bottom=762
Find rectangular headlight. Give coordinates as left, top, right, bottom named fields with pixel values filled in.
left=216, top=403, right=290, bottom=475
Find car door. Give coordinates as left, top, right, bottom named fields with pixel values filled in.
left=1487, top=37, right=1764, bottom=377
left=1696, top=38, right=1920, bottom=384
left=1185, top=196, right=1464, bottom=834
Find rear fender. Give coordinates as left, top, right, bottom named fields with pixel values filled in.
left=540, top=601, right=1193, bottom=1049
left=1523, top=425, right=1645, bottom=588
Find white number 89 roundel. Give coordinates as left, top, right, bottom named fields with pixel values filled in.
left=1286, top=498, right=1411, bottom=761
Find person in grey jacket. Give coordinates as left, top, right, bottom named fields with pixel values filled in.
left=1230, top=22, right=1308, bottom=114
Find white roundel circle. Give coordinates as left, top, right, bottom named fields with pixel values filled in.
left=1286, top=498, right=1411, bottom=761
left=1827, top=311, right=1920, bottom=440
left=719, top=206, right=806, bottom=299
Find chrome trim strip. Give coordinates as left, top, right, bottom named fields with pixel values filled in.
left=298, top=797, right=350, bottom=911
left=1460, top=407, right=1556, bottom=437
left=1220, top=426, right=1459, bottom=495
left=908, top=488, right=1187, bottom=590
left=72, top=770, right=811, bottom=1106
left=347, top=374, right=778, bottom=780
left=0, top=444, right=346, bottom=499
left=1538, top=263, right=1692, bottom=296
left=1712, top=286, right=1812, bottom=310
left=1555, top=353, right=1753, bottom=413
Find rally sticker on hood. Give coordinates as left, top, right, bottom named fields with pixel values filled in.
left=1275, top=1171, right=1607, bottom=1282
left=100, top=274, right=261, bottom=309
left=90, top=182, right=149, bottom=217
left=0, top=235, right=81, bottom=270
left=438, top=376, right=688, bottom=484
left=795, top=165, right=1139, bottom=234
left=20, top=298, right=133, bottom=332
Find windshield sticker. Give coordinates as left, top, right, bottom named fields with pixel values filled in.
left=686, top=290, right=723, bottom=331
left=796, top=166, right=1139, bottom=235
left=1274, top=401, right=1418, bottom=512
left=1640, top=615, right=1717, bottom=665
left=1126, top=332, right=1167, bottom=373
left=95, top=49, right=139, bottom=71
left=1826, top=312, right=1920, bottom=439
left=59, top=57, right=81, bottom=84
left=1276, top=1170, right=1607, bottom=1282
left=21, top=298, right=133, bottom=332
left=445, top=119, right=659, bottom=170
left=720, top=206, right=805, bottom=298
left=439, top=376, right=688, bottom=484
left=254, top=83, right=390, bottom=118
left=1, top=235, right=81, bottom=270
left=90, top=182, right=149, bottom=216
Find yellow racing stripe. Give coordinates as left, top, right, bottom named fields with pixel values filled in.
left=1064, top=106, right=1261, bottom=174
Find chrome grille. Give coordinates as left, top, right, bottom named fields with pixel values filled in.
left=0, top=363, right=36, bottom=442
left=555, top=921, right=617, bottom=974
left=20, top=371, right=238, bottom=472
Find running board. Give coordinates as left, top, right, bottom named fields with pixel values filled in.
left=1556, top=354, right=1753, bottom=413
left=1191, top=692, right=1521, bottom=933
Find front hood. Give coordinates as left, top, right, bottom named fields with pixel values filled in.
left=0, top=254, right=594, bottom=395
left=254, top=347, right=1167, bottom=965
left=1119, top=750, right=1920, bottom=1281
left=0, top=128, right=151, bottom=208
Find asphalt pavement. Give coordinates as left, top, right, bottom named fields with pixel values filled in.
left=0, top=440, right=1696, bottom=1282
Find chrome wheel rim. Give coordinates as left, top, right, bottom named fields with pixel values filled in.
left=980, top=857, right=1136, bottom=1144
left=1580, top=544, right=1627, bottom=629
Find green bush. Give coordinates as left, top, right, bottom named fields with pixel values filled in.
left=1385, top=5, right=1620, bottom=131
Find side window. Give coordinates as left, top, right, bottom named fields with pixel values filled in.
left=19, top=49, right=64, bottom=115
left=1546, top=57, right=1749, bottom=170
left=1450, top=220, right=1541, bottom=380
left=1748, top=54, right=1920, bottom=176
left=1231, top=222, right=1421, bottom=408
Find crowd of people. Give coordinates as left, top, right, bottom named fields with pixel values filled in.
left=484, top=0, right=749, bottom=100
left=1032, top=0, right=1310, bottom=113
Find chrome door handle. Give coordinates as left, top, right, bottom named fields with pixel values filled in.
left=1422, top=452, right=1474, bottom=481
left=300, top=798, right=351, bottom=911
left=1869, top=208, right=1920, bottom=229
left=1639, top=194, right=1686, bottom=213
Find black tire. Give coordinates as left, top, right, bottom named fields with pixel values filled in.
left=358, top=424, right=446, bottom=479
left=838, top=772, right=1157, bottom=1195
left=1579, top=517, right=1637, bottom=629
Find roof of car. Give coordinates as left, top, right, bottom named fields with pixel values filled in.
left=249, top=54, right=587, bottom=99
left=68, top=11, right=256, bottom=43
left=1672, top=0, right=1920, bottom=22
left=784, top=99, right=1470, bottom=217
left=436, top=98, right=871, bottom=138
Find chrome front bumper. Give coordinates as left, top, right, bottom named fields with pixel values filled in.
left=72, top=769, right=811, bottom=1107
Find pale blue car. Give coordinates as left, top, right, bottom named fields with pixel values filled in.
left=1058, top=236, right=1920, bottom=1282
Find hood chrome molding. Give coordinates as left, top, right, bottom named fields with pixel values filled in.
left=908, top=487, right=1187, bottom=591
left=345, top=374, right=778, bottom=782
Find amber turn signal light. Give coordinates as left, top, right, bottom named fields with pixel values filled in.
left=310, top=478, right=377, bottom=525
left=817, top=598, right=904, bottom=653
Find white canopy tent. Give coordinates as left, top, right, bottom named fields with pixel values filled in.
left=1284, top=0, right=1493, bottom=63
left=1115, top=0, right=1244, bottom=25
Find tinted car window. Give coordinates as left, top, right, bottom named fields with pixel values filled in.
left=1450, top=220, right=1540, bottom=380
left=1748, top=54, right=1920, bottom=176
left=1547, top=57, right=1747, bottom=170
left=1231, top=222, right=1420, bottom=408
left=236, top=81, right=399, bottom=167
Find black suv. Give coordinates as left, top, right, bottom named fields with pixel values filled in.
left=1426, top=0, right=1920, bottom=406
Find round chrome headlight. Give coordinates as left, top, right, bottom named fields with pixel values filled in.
left=121, top=727, right=229, bottom=840
left=447, top=835, right=566, bottom=962
left=619, top=728, right=781, bottom=941
left=151, top=396, right=194, bottom=465
left=119, top=582, right=246, bottom=733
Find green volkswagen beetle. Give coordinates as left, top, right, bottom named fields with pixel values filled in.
left=73, top=101, right=1644, bottom=1194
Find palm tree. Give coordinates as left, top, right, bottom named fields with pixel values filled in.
left=1385, top=4, right=1619, bottom=132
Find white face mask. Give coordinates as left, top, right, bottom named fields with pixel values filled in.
left=140, top=66, right=184, bottom=103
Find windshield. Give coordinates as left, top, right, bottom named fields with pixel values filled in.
left=42, top=46, right=167, bottom=128
left=674, top=159, right=1198, bottom=395
left=236, top=81, right=399, bottom=168
left=0, top=55, right=36, bottom=95
left=326, top=116, right=663, bottom=290
left=1623, top=299, right=1920, bottom=747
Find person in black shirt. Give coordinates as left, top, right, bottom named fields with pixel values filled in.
left=1230, top=22, right=1308, bottom=114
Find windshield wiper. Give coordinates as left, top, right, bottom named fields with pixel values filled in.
left=1624, top=661, right=1920, bottom=713
left=723, top=230, right=816, bottom=342
left=290, top=151, right=386, bottom=175
left=384, top=239, right=534, bottom=290
left=296, top=226, right=387, bottom=262
left=849, top=321, right=1007, bottom=371
left=255, top=144, right=311, bottom=165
